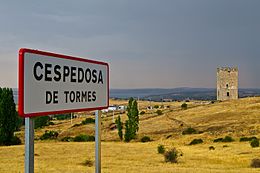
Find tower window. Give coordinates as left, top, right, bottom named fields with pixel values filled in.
left=227, top=92, right=230, bottom=97
left=226, top=84, right=229, bottom=88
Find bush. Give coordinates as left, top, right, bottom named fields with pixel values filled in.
left=140, top=111, right=145, bottom=115
left=222, top=136, right=234, bottom=142
left=181, top=103, right=187, bottom=110
left=154, top=105, right=159, bottom=109
left=164, top=148, right=180, bottom=163
left=213, top=136, right=234, bottom=143
left=73, top=134, right=95, bottom=142
left=213, top=137, right=223, bottom=143
left=72, top=123, right=82, bottom=128
left=189, top=139, right=203, bottom=145
left=251, top=158, right=260, bottom=168
left=61, top=136, right=74, bottom=142
left=40, top=130, right=59, bottom=140
left=10, top=136, right=22, bottom=145
left=240, top=136, right=257, bottom=142
left=251, top=139, right=259, bottom=148
left=141, top=136, right=151, bottom=143
left=157, top=145, right=165, bottom=154
left=53, top=113, right=71, bottom=120
left=82, top=159, right=93, bottom=167
left=81, top=118, right=95, bottom=125
left=87, top=135, right=95, bottom=141
left=209, top=146, right=215, bottom=150
left=48, top=122, right=55, bottom=125
left=34, top=116, right=50, bottom=129
left=182, top=127, right=197, bottom=135
left=156, top=110, right=163, bottom=115
left=74, top=135, right=88, bottom=142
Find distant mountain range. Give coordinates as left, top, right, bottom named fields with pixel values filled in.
left=12, top=88, right=260, bottom=104
left=110, top=88, right=260, bottom=101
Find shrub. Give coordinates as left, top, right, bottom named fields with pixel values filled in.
left=222, top=136, right=234, bottom=142
left=87, top=135, right=95, bottom=141
left=223, top=145, right=228, bottom=148
left=74, top=135, right=88, bottom=142
left=81, top=118, right=95, bottom=125
left=53, top=113, right=71, bottom=120
left=154, top=105, right=159, bottom=109
left=251, top=158, right=260, bottom=168
left=82, top=159, right=93, bottom=167
left=181, top=103, right=187, bottom=110
left=157, top=145, right=165, bottom=154
left=213, top=138, right=223, bottom=143
left=61, top=136, right=74, bottom=142
left=140, top=111, right=145, bottom=115
left=10, top=136, right=22, bottom=145
left=209, top=146, right=215, bottom=150
left=141, top=136, right=151, bottom=143
left=164, top=148, right=180, bottom=163
left=40, top=131, right=59, bottom=140
left=250, top=139, right=259, bottom=148
left=34, top=116, right=50, bottom=129
left=240, top=136, right=257, bottom=142
left=72, top=123, right=82, bottom=128
left=156, top=110, right=163, bottom=115
left=182, top=127, right=197, bottom=135
left=189, top=139, right=203, bottom=145
left=213, top=136, right=234, bottom=143
left=48, top=122, right=55, bottom=125
left=73, top=134, right=95, bottom=142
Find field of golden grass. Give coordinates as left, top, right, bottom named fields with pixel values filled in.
left=2, top=97, right=260, bottom=172
left=1, top=140, right=260, bottom=173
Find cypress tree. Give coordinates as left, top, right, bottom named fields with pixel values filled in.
left=124, top=120, right=131, bottom=142
left=115, top=115, right=123, bottom=141
left=0, top=88, right=17, bottom=145
left=124, top=97, right=139, bottom=142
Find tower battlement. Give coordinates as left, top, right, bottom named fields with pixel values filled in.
left=217, top=67, right=238, bottom=72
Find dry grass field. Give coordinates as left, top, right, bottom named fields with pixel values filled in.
left=1, top=141, right=260, bottom=173
left=1, top=97, right=260, bottom=172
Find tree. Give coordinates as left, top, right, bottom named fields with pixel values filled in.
left=181, top=103, right=188, bottom=110
left=124, top=120, right=131, bottom=142
left=0, top=88, right=19, bottom=145
left=124, top=97, right=139, bottom=142
left=115, top=115, right=123, bottom=141
left=34, top=116, right=50, bottom=129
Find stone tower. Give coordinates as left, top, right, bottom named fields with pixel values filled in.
left=217, top=67, right=238, bottom=101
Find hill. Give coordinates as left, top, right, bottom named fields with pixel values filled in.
left=5, top=96, right=260, bottom=173
left=110, top=88, right=260, bottom=101
left=15, top=96, right=260, bottom=142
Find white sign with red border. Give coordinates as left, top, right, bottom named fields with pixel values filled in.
left=19, top=48, right=109, bottom=117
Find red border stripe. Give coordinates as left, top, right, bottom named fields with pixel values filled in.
left=18, top=48, right=109, bottom=117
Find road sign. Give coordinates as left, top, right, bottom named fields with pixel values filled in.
left=18, top=48, right=109, bottom=117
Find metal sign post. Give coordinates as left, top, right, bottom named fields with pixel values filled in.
left=95, top=110, right=101, bottom=173
left=25, top=117, right=34, bottom=173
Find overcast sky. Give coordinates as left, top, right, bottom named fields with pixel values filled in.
left=0, top=0, right=259, bottom=89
